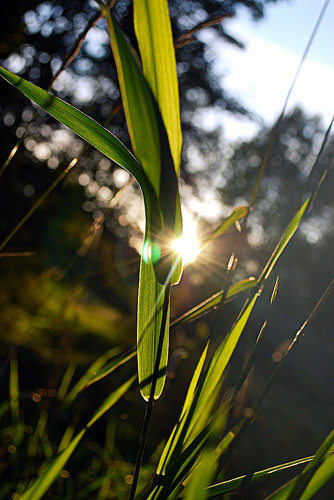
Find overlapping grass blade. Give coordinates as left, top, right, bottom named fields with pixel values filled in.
left=149, top=420, right=215, bottom=500
left=0, top=67, right=146, bottom=188
left=20, top=375, right=135, bottom=500
left=133, top=0, right=182, bottom=174
left=157, top=343, right=210, bottom=475
left=186, top=291, right=260, bottom=443
left=98, top=1, right=182, bottom=401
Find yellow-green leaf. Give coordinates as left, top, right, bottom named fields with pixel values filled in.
left=134, top=0, right=182, bottom=174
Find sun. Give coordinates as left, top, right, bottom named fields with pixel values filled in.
left=171, top=210, right=200, bottom=265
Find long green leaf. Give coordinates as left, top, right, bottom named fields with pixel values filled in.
left=187, top=291, right=260, bottom=443
left=0, top=67, right=147, bottom=188
left=157, top=343, right=210, bottom=475
left=134, top=0, right=182, bottom=174
left=98, top=2, right=183, bottom=400
left=137, top=258, right=169, bottom=400
left=20, top=375, right=135, bottom=500
left=98, top=3, right=161, bottom=197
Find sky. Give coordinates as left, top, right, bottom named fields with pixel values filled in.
left=197, top=0, right=334, bottom=142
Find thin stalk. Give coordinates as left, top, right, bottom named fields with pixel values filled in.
left=129, top=282, right=171, bottom=500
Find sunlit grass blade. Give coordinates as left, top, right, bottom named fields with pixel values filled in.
left=20, top=375, right=135, bottom=500
left=206, top=455, right=318, bottom=497
left=157, top=342, right=210, bottom=475
left=0, top=67, right=148, bottom=189
left=171, top=277, right=257, bottom=329
left=150, top=420, right=215, bottom=500
left=137, top=258, right=169, bottom=400
left=230, top=277, right=279, bottom=403
left=99, top=2, right=182, bottom=284
left=134, top=0, right=182, bottom=174
left=265, top=429, right=334, bottom=500
left=186, top=291, right=261, bottom=443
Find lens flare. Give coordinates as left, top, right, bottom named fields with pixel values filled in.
left=171, top=210, right=200, bottom=265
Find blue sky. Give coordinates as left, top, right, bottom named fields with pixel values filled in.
left=196, top=0, right=334, bottom=141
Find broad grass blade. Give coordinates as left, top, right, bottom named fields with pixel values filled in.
left=137, top=258, right=169, bottom=400
left=20, top=376, right=135, bottom=500
left=97, top=3, right=183, bottom=399
left=99, top=3, right=182, bottom=283
left=0, top=67, right=147, bottom=189
left=134, top=0, right=182, bottom=174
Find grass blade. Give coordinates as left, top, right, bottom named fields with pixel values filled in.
left=0, top=67, right=146, bottom=188
left=134, top=0, right=182, bottom=174
left=187, top=291, right=260, bottom=442
left=157, top=342, right=210, bottom=475
left=171, top=277, right=257, bottom=329
left=206, top=455, right=317, bottom=496
left=137, top=258, right=169, bottom=400
left=198, top=206, right=248, bottom=254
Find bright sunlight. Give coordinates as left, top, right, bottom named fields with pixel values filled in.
left=171, top=210, right=200, bottom=264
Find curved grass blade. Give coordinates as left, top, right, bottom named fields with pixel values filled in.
left=265, top=429, right=334, bottom=500
left=0, top=67, right=147, bottom=189
left=170, top=277, right=257, bottom=329
left=98, top=2, right=182, bottom=284
left=134, top=0, right=182, bottom=174
left=20, top=375, right=135, bottom=500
